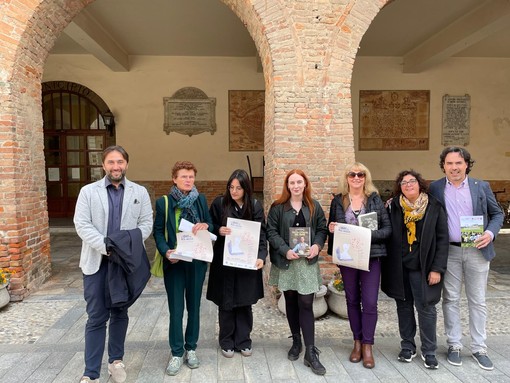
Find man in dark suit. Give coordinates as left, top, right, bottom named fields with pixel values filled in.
left=429, top=146, right=503, bottom=371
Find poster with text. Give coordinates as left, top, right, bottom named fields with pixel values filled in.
left=332, top=223, right=371, bottom=271
left=175, top=230, right=213, bottom=262
left=223, top=217, right=261, bottom=270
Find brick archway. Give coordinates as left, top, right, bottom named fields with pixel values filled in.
left=0, top=0, right=388, bottom=300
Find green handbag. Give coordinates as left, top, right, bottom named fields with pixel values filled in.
left=150, top=195, right=168, bottom=278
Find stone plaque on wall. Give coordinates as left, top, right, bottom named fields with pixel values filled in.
left=164, top=87, right=216, bottom=136
left=359, top=90, right=430, bottom=151
left=442, top=94, right=470, bottom=146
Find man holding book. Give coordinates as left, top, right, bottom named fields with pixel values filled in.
left=429, top=146, right=504, bottom=370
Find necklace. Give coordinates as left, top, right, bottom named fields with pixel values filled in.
left=349, top=194, right=364, bottom=218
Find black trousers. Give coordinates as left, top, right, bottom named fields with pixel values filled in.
left=396, top=269, right=438, bottom=355
left=218, top=305, right=253, bottom=351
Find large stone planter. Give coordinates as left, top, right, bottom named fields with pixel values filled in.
left=277, top=284, right=328, bottom=319
left=326, top=282, right=348, bottom=318
left=0, top=284, right=10, bottom=309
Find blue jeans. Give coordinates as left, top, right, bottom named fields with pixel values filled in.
left=340, top=258, right=381, bottom=344
left=83, top=259, right=129, bottom=379
left=442, top=244, right=490, bottom=353
left=395, top=269, right=438, bottom=355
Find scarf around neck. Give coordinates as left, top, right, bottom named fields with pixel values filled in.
left=170, top=185, right=200, bottom=224
left=399, top=192, right=428, bottom=250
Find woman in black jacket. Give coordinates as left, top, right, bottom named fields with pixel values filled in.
left=327, top=162, right=391, bottom=369
left=206, top=169, right=267, bottom=358
left=381, top=170, right=448, bottom=370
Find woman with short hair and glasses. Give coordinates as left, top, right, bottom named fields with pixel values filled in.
left=206, top=169, right=267, bottom=358
left=153, top=161, right=213, bottom=376
left=381, top=170, right=448, bottom=370
left=327, top=162, right=391, bottom=369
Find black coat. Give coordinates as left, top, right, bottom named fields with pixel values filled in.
left=206, top=196, right=268, bottom=310
left=327, top=192, right=392, bottom=258
left=106, top=228, right=150, bottom=308
left=381, top=195, right=449, bottom=305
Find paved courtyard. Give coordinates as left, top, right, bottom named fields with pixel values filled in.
left=0, top=229, right=509, bottom=382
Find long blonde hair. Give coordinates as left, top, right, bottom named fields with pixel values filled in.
left=338, top=162, right=379, bottom=196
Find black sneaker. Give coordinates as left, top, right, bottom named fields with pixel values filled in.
left=421, top=354, right=439, bottom=369
left=398, top=349, right=417, bottom=363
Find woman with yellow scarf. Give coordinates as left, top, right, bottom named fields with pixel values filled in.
left=381, top=170, right=449, bottom=370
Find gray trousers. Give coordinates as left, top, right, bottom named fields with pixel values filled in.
left=442, top=244, right=490, bottom=353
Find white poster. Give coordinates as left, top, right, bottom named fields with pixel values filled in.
left=47, top=168, right=60, bottom=181
left=175, top=230, right=213, bottom=262
left=71, top=167, right=81, bottom=180
left=332, top=223, right=372, bottom=271
left=223, top=217, right=261, bottom=270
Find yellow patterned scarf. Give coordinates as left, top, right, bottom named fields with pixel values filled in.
left=399, top=192, right=428, bottom=251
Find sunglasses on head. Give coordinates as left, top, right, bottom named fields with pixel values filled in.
left=348, top=172, right=366, bottom=179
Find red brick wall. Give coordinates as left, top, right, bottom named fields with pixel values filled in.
left=0, top=0, right=392, bottom=300
left=140, top=180, right=226, bottom=207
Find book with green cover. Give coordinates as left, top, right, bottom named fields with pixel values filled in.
left=460, top=215, right=483, bottom=247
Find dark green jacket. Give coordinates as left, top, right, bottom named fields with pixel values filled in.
left=267, top=199, right=327, bottom=270
left=153, top=192, right=213, bottom=267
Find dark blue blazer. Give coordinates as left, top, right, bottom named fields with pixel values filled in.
left=106, top=228, right=150, bottom=307
left=429, top=176, right=504, bottom=261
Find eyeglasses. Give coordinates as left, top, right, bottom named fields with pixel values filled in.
left=347, top=172, right=366, bottom=179
left=400, top=179, right=418, bottom=187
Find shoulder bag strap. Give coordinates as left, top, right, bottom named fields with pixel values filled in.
left=164, top=195, right=169, bottom=242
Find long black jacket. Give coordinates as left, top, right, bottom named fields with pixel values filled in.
left=206, top=196, right=267, bottom=310
left=381, top=194, right=449, bottom=305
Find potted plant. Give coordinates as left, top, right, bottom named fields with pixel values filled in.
left=326, top=270, right=348, bottom=318
left=0, top=268, right=11, bottom=308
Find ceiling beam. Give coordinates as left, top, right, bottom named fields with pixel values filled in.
left=63, top=9, right=129, bottom=72
left=403, top=0, right=510, bottom=73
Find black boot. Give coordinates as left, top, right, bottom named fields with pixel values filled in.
left=304, top=345, right=326, bottom=375
left=287, top=333, right=302, bottom=361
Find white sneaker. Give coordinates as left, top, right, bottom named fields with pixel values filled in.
left=185, top=349, right=200, bottom=369
left=108, top=360, right=126, bottom=383
left=166, top=356, right=183, bottom=376
left=221, top=349, right=234, bottom=358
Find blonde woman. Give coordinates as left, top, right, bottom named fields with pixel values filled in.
left=327, top=162, right=391, bottom=369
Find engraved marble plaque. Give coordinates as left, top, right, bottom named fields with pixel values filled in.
left=359, top=90, right=429, bottom=151
left=164, top=87, right=216, bottom=136
left=442, top=94, right=470, bottom=146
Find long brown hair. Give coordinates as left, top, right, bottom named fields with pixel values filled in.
left=272, top=169, right=315, bottom=217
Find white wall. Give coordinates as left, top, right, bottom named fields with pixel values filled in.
left=352, top=56, right=510, bottom=181
left=44, top=54, right=510, bottom=183
left=43, top=54, right=265, bottom=181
